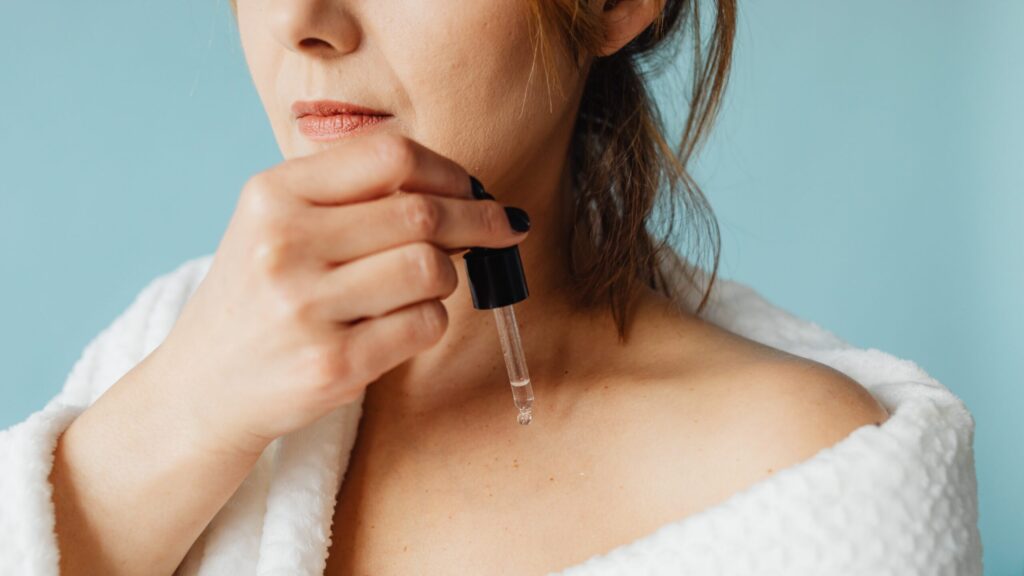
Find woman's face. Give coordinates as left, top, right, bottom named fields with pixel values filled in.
left=236, top=0, right=587, bottom=191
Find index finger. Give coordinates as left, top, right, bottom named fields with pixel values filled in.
left=271, top=132, right=476, bottom=206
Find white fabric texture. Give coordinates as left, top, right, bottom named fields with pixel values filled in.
left=0, top=252, right=983, bottom=575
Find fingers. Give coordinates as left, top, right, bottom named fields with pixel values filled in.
left=339, top=299, right=449, bottom=385
left=270, top=133, right=475, bottom=206
left=305, top=192, right=530, bottom=264
left=310, top=241, right=458, bottom=322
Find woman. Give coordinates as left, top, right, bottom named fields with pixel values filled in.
left=0, top=1, right=981, bottom=575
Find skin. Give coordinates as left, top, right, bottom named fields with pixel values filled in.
left=239, top=0, right=888, bottom=573
left=48, top=0, right=889, bottom=574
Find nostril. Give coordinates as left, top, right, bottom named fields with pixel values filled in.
left=298, top=37, right=332, bottom=50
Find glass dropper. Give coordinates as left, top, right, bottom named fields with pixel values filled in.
left=492, top=303, right=534, bottom=425
left=464, top=175, right=534, bottom=425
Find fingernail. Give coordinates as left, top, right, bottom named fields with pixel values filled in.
left=468, top=175, right=495, bottom=201
left=504, top=206, right=531, bottom=233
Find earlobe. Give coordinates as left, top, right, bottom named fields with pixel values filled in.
left=597, top=0, right=660, bottom=57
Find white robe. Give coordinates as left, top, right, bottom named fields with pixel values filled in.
left=0, top=252, right=983, bottom=575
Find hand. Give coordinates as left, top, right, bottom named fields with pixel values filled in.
left=150, top=132, right=530, bottom=457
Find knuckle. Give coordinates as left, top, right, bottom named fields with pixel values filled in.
left=400, top=193, right=442, bottom=239
left=267, top=282, right=315, bottom=322
left=240, top=172, right=280, bottom=218
left=308, top=345, right=355, bottom=387
left=430, top=252, right=457, bottom=296
left=481, top=200, right=508, bottom=237
left=429, top=247, right=457, bottom=295
left=373, top=133, right=415, bottom=177
left=415, top=300, right=448, bottom=343
left=251, top=227, right=296, bottom=276
left=242, top=174, right=303, bottom=276
left=406, top=242, right=444, bottom=289
left=286, top=294, right=318, bottom=323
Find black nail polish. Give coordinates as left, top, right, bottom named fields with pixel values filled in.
left=504, top=206, right=531, bottom=233
left=469, top=175, right=495, bottom=201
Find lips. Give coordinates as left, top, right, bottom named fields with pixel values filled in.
left=292, top=99, right=392, bottom=141
left=291, top=99, right=390, bottom=118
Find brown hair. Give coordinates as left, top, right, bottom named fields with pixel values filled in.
left=226, top=0, right=736, bottom=343
left=523, top=0, right=735, bottom=342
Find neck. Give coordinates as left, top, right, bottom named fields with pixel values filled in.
left=366, top=135, right=620, bottom=419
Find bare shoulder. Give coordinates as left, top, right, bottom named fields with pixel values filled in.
left=704, top=354, right=890, bottom=464
left=560, top=292, right=893, bottom=530
left=657, top=313, right=887, bottom=471
left=614, top=292, right=890, bottom=480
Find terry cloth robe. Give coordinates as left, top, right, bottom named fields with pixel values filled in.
left=0, top=251, right=983, bottom=575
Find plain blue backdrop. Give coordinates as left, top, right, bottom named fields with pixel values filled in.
left=2, top=1, right=1020, bottom=573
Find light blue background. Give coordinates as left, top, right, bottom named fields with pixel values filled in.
left=2, top=1, right=1020, bottom=573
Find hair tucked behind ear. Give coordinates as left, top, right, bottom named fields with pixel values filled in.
left=526, top=0, right=736, bottom=342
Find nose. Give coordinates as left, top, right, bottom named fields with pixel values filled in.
left=266, top=0, right=360, bottom=57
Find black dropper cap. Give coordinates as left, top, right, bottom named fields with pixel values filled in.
left=464, top=245, right=529, bottom=310
left=463, top=176, right=530, bottom=310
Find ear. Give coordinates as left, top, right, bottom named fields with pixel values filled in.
left=596, top=0, right=662, bottom=57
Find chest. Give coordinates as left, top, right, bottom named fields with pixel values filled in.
left=320, top=411, right=725, bottom=575
left=323, top=471, right=611, bottom=574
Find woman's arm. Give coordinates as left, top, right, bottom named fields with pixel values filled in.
left=0, top=260, right=200, bottom=576
left=48, top=344, right=267, bottom=576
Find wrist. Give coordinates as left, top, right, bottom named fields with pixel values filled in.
left=139, top=343, right=272, bottom=463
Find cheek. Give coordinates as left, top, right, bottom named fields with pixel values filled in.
left=238, top=9, right=293, bottom=151
left=390, top=2, right=573, bottom=177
